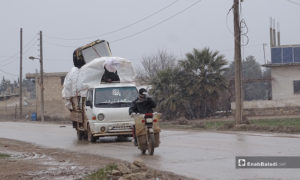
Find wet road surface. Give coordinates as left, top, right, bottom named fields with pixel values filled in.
left=0, top=121, right=300, bottom=180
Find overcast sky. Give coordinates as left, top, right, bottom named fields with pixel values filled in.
left=1, top=0, right=300, bottom=81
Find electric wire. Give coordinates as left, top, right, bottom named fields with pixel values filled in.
left=45, top=0, right=180, bottom=41
left=0, top=34, right=38, bottom=77
left=44, top=41, right=77, bottom=48
left=0, top=34, right=38, bottom=64
left=225, top=6, right=234, bottom=35
left=44, top=0, right=202, bottom=47
left=225, top=1, right=248, bottom=47
left=286, top=0, right=300, bottom=6
left=1, top=37, right=38, bottom=67
left=0, top=68, right=18, bottom=77
left=111, top=0, right=202, bottom=43
left=239, top=0, right=245, bottom=61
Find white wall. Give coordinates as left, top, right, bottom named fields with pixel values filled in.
left=271, top=65, right=300, bottom=100
left=231, top=99, right=300, bottom=110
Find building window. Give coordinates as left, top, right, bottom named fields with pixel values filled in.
left=293, top=80, right=300, bottom=94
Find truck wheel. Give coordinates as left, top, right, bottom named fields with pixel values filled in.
left=117, top=136, right=128, bottom=142
left=77, top=130, right=84, bottom=140
left=141, top=149, right=146, bottom=155
left=83, top=131, right=88, bottom=140
left=87, top=126, right=97, bottom=143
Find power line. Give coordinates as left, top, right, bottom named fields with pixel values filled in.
left=0, top=34, right=38, bottom=78
left=2, top=41, right=39, bottom=67
left=0, top=34, right=38, bottom=64
left=0, top=68, right=18, bottom=77
left=1, top=36, right=38, bottom=67
left=286, top=0, right=300, bottom=6
left=111, top=0, right=202, bottom=43
left=45, top=0, right=180, bottom=41
left=225, top=6, right=234, bottom=35
left=44, top=41, right=77, bottom=48
left=225, top=3, right=248, bottom=47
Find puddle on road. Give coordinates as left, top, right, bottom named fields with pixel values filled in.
left=1, top=150, right=87, bottom=180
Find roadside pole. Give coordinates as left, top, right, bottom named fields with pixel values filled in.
left=19, top=28, right=23, bottom=119
left=233, top=0, right=243, bottom=124
left=40, top=31, right=45, bottom=123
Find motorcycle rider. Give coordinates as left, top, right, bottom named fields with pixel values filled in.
left=129, top=88, right=156, bottom=146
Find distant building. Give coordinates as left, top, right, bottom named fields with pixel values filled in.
left=263, top=45, right=300, bottom=100
left=231, top=44, right=300, bottom=117
left=26, top=72, right=69, bottom=120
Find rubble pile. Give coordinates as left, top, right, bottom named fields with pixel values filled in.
left=103, top=159, right=190, bottom=180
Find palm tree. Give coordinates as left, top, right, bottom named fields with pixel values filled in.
left=179, top=48, right=228, bottom=118
left=150, top=67, right=185, bottom=120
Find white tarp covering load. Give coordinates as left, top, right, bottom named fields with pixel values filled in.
left=62, top=57, right=136, bottom=99
left=62, top=67, right=79, bottom=98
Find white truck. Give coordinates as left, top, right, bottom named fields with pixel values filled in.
left=63, top=40, right=138, bottom=142
left=70, top=82, right=138, bottom=142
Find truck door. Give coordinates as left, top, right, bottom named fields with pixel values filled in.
left=85, top=88, right=94, bottom=120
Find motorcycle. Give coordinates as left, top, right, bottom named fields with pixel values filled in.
left=132, top=112, right=161, bottom=155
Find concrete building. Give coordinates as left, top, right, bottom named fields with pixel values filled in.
left=26, top=72, right=69, bottom=120
left=231, top=44, right=300, bottom=117
left=264, top=45, right=300, bottom=100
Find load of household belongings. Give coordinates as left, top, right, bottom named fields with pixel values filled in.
left=62, top=56, right=136, bottom=111
left=73, top=40, right=112, bottom=68
left=134, top=113, right=161, bottom=148
left=63, top=39, right=135, bottom=111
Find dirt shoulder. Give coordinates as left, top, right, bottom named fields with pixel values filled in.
left=0, top=138, right=192, bottom=180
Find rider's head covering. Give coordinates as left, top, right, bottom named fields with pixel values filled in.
left=139, top=88, right=147, bottom=95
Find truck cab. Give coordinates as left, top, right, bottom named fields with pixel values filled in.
left=84, top=83, right=138, bottom=141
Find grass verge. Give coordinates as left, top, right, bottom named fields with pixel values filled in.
left=84, top=163, right=117, bottom=180
left=0, top=153, right=10, bottom=159
left=161, top=118, right=300, bottom=133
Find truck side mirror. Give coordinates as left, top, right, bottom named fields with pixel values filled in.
left=86, top=100, right=92, bottom=107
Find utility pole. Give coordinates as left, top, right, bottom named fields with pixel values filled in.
left=270, top=18, right=273, bottom=47
left=233, top=0, right=242, bottom=124
left=35, top=69, right=38, bottom=119
left=272, top=19, right=276, bottom=47
left=277, top=22, right=281, bottom=46
left=19, top=28, right=23, bottom=119
left=39, top=31, right=45, bottom=122
left=263, top=43, right=267, bottom=64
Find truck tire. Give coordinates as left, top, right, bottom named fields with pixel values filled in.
left=117, top=136, right=129, bottom=142
left=141, top=149, right=146, bottom=155
left=77, top=130, right=84, bottom=140
left=87, top=125, right=97, bottom=143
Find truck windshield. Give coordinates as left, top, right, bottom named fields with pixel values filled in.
left=94, top=87, right=138, bottom=108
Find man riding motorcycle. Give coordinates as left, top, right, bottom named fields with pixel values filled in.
left=129, top=88, right=156, bottom=146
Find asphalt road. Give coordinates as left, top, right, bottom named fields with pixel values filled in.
left=0, top=121, right=300, bottom=180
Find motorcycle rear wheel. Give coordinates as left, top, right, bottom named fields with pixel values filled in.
left=148, top=132, right=155, bottom=155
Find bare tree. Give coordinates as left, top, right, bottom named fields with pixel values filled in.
left=136, top=50, right=177, bottom=84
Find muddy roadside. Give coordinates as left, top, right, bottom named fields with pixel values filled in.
left=0, top=138, right=193, bottom=180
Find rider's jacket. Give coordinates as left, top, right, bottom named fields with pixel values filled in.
left=129, top=96, right=156, bottom=115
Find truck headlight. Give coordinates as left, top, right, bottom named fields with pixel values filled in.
left=97, top=113, right=105, bottom=121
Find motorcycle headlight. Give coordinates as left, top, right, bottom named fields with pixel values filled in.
left=97, top=113, right=105, bottom=121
